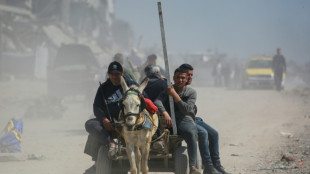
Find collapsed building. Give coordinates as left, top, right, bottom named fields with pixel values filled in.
left=0, top=0, right=134, bottom=78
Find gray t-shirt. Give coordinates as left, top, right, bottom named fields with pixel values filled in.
left=154, top=86, right=197, bottom=123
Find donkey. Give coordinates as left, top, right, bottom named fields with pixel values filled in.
left=118, top=76, right=159, bottom=174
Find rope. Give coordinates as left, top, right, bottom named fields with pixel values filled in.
left=151, top=129, right=169, bottom=143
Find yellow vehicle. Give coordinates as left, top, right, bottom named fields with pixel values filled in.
left=242, top=57, right=285, bottom=89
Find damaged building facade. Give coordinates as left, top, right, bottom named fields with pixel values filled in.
left=0, top=0, right=134, bottom=79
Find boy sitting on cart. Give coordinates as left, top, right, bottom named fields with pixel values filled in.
left=154, top=67, right=201, bottom=174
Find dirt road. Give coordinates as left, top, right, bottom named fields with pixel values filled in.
left=0, top=79, right=309, bottom=174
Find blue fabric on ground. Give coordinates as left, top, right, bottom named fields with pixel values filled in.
left=0, top=119, right=23, bottom=153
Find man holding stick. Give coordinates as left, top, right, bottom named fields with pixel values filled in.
left=154, top=67, right=201, bottom=174
left=180, top=63, right=230, bottom=174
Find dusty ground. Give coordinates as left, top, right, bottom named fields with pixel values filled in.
left=0, top=78, right=309, bottom=174
left=195, top=86, right=310, bottom=174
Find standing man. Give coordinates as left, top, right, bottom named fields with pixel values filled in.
left=180, top=64, right=230, bottom=174
left=212, top=60, right=223, bottom=87
left=272, top=48, right=286, bottom=91
left=154, top=68, right=201, bottom=174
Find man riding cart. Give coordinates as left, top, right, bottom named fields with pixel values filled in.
left=84, top=61, right=201, bottom=174
left=83, top=61, right=145, bottom=173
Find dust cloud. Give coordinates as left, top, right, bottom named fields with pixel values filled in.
left=0, top=1, right=310, bottom=174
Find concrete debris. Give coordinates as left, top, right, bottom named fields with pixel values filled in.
left=280, top=131, right=294, bottom=138
left=27, top=154, right=45, bottom=160
left=281, top=155, right=295, bottom=162
left=42, top=25, right=75, bottom=47
left=229, top=143, right=244, bottom=146
left=0, top=4, right=34, bottom=18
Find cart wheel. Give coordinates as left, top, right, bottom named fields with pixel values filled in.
left=96, top=146, right=111, bottom=174
left=174, top=146, right=189, bottom=174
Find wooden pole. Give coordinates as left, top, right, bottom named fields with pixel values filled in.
left=157, top=2, right=177, bottom=135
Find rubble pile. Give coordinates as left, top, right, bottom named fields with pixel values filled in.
left=250, top=116, right=310, bottom=174
left=0, top=0, right=134, bottom=78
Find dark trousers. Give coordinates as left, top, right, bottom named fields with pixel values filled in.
left=84, top=118, right=112, bottom=161
left=196, top=117, right=220, bottom=166
left=177, top=119, right=198, bottom=166
left=274, top=71, right=283, bottom=91
left=155, top=119, right=163, bottom=140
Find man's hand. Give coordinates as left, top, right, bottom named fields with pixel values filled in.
left=163, top=111, right=172, bottom=128
left=103, top=118, right=114, bottom=131
left=167, top=85, right=176, bottom=96
left=167, top=85, right=181, bottom=102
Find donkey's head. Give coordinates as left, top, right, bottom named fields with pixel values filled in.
left=120, top=77, right=148, bottom=130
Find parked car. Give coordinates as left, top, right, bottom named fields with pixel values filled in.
left=47, top=44, right=100, bottom=102
left=242, top=57, right=285, bottom=89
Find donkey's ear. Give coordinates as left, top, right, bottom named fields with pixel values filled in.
left=138, top=78, right=149, bottom=94
left=120, top=76, right=129, bottom=93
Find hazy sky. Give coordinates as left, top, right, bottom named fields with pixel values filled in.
left=114, top=0, right=310, bottom=63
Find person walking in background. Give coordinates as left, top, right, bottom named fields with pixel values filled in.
left=113, top=53, right=137, bottom=82
left=138, top=54, right=166, bottom=82
left=221, top=63, right=231, bottom=88
left=212, top=60, right=222, bottom=87
left=272, top=48, right=286, bottom=91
